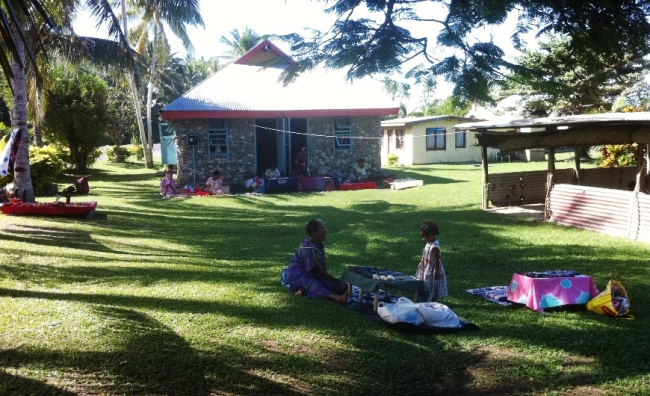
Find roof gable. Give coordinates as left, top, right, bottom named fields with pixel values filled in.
left=234, top=40, right=294, bottom=68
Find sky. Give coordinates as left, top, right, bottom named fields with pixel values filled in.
left=73, top=0, right=525, bottom=110
left=74, top=0, right=342, bottom=59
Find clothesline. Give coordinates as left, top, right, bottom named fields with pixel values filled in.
left=251, top=123, right=470, bottom=140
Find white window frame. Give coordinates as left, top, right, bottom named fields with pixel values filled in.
left=455, top=130, right=466, bottom=148
left=426, top=127, right=446, bottom=150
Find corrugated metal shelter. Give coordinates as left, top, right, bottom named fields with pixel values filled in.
left=160, top=40, right=399, bottom=185
left=380, top=116, right=496, bottom=165
left=456, top=112, right=650, bottom=242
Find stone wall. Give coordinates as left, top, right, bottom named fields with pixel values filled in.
left=307, top=116, right=382, bottom=177
left=172, top=116, right=382, bottom=186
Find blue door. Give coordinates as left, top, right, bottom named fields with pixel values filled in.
left=159, top=122, right=177, bottom=165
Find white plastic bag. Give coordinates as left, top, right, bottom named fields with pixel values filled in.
left=377, top=297, right=423, bottom=325
left=416, top=302, right=461, bottom=328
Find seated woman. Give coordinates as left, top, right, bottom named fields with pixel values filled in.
left=265, top=166, right=282, bottom=179
left=203, top=170, right=225, bottom=195
left=348, top=157, right=372, bottom=182
left=285, top=219, right=348, bottom=303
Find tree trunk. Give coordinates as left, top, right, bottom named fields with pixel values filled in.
left=10, top=26, right=35, bottom=202
left=33, top=86, right=43, bottom=147
left=146, top=22, right=159, bottom=168
left=147, top=78, right=154, bottom=164
left=121, top=0, right=153, bottom=169
left=128, top=74, right=153, bottom=168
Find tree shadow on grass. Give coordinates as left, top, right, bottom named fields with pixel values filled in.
left=5, top=164, right=650, bottom=393
left=0, top=287, right=480, bottom=395
left=0, top=371, right=76, bottom=395
left=2, top=282, right=644, bottom=394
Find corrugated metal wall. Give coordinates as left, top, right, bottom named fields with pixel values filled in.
left=487, top=167, right=638, bottom=206
left=550, top=184, right=650, bottom=243
left=488, top=169, right=574, bottom=205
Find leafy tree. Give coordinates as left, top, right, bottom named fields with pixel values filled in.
left=1, top=0, right=135, bottom=201
left=106, top=87, right=137, bottom=148
left=280, top=0, right=650, bottom=105
left=126, top=0, right=204, bottom=169
left=612, top=79, right=650, bottom=112
left=503, top=36, right=648, bottom=115
left=219, top=26, right=266, bottom=60
left=424, top=97, right=471, bottom=117
left=151, top=55, right=221, bottom=131
left=42, top=67, right=108, bottom=173
left=382, top=77, right=411, bottom=103
left=183, top=57, right=220, bottom=85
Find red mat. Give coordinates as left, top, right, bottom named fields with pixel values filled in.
left=2, top=200, right=97, bottom=217
left=339, top=181, right=376, bottom=191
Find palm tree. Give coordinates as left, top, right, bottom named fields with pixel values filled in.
left=125, top=0, right=204, bottom=169
left=219, top=27, right=266, bottom=60
left=0, top=0, right=133, bottom=202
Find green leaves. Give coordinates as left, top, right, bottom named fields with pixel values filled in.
left=278, top=0, right=650, bottom=105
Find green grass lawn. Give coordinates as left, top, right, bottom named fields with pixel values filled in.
left=1, top=159, right=648, bottom=395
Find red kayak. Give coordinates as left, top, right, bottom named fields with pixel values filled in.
left=1, top=200, right=97, bottom=218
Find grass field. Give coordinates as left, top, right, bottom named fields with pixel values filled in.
left=1, top=159, right=648, bottom=395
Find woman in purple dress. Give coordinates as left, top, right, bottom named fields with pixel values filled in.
left=286, top=219, right=348, bottom=303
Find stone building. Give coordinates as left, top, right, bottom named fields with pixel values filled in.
left=160, top=40, right=398, bottom=186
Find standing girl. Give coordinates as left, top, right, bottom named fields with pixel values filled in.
left=415, top=220, right=448, bottom=302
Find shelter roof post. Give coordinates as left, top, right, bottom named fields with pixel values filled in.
left=573, top=147, right=581, bottom=185
left=481, top=138, right=489, bottom=209
left=545, top=147, right=556, bottom=220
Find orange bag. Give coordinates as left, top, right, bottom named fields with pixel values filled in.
left=586, top=280, right=633, bottom=319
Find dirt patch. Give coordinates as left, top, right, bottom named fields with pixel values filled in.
left=485, top=203, right=545, bottom=220
left=463, top=345, right=603, bottom=395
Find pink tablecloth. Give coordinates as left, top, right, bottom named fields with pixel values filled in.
left=507, top=273, right=599, bottom=312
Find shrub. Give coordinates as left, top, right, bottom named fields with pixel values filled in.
left=48, top=144, right=100, bottom=172
left=30, top=145, right=65, bottom=195
left=387, top=153, right=399, bottom=166
left=128, top=144, right=144, bottom=161
left=597, top=144, right=637, bottom=168
left=107, top=146, right=130, bottom=163
left=42, top=66, right=108, bottom=173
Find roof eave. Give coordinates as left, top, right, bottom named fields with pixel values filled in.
left=161, top=108, right=400, bottom=121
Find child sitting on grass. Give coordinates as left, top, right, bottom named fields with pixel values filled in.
left=160, top=165, right=177, bottom=197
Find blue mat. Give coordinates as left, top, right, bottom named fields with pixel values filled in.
left=466, top=286, right=513, bottom=306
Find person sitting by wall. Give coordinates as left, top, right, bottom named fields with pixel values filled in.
left=160, top=164, right=177, bottom=197
left=265, top=166, right=282, bottom=179
left=203, top=170, right=225, bottom=195
left=348, top=158, right=372, bottom=182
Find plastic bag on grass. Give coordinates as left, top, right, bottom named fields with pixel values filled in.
left=377, top=297, right=423, bottom=325
left=417, top=302, right=461, bottom=328
left=587, top=280, right=633, bottom=319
